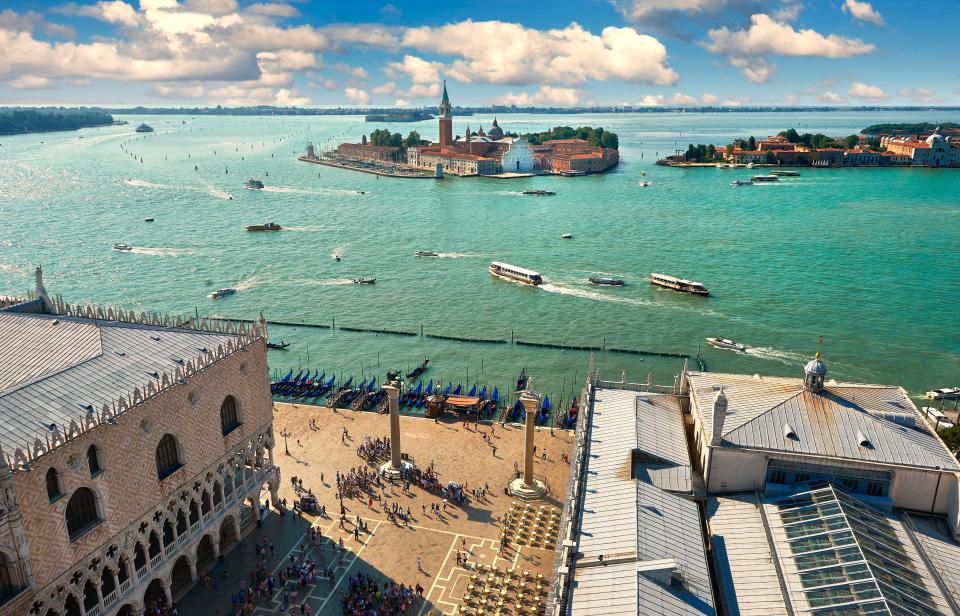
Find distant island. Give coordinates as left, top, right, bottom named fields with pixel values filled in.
left=365, top=111, right=434, bottom=123
left=660, top=125, right=959, bottom=168
left=0, top=108, right=115, bottom=136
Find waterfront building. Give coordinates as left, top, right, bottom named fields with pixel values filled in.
left=844, top=148, right=881, bottom=166
left=731, top=149, right=768, bottom=164
left=533, top=139, right=620, bottom=173
left=0, top=270, right=279, bottom=616
left=758, top=135, right=796, bottom=151
left=335, top=142, right=400, bottom=163
left=882, top=127, right=960, bottom=167
left=500, top=136, right=534, bottom=173
left=551, top=354, right=960, bottom=616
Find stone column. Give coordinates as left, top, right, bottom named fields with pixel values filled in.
left=379, top=386, right=403, bottom=480
left=131, top=605, right=146, bottom=616
left=212, top=537, right=221, bottom=560
left=162, top=581, right=173, bottom=607
left=509, top=391, right=547, bottom=500
left=188, top=561, right=198, bottom=581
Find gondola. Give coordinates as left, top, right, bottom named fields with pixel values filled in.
left=406, top=358, right=430, bottom=379
left=443, top=383, right=452, bottom=395
left=478, top=385, right=487, bottom=400
left=468, top=384, right=477, bottom=397
left=453, top=384, right=462, bottom=396
left=267, top=340, right=290, bottom=349
left=516, top=367, right=527, bottom=391
left=424, top=380, right=435, bottom=395
left=510, top=399, right=523, bottom=422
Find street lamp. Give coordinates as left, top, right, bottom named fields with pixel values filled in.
left=280, top=428, right=291, bottom=455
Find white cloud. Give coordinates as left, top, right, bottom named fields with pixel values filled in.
left=899, top=88, right=935, bottom=102
left=345, top=86, right=370, bottom=105
left=841, top=0, right=884, bottom=26
left=700, top=92, right=719, bottom=104
left=387, top=54, right=442, bottom=84
left=328, top=62, right=367, bottom=78
left=325, top=24, right=401, bottom=49
left=182, top=0, right=236, bottom=15
left=817, top=91, right=844, bottom=103
left=96, top=1, right=140, bottom=26
left=256, top=50, right=318, bottom=72
left=706, top=13, right=875, bottom=57
left=245, top=3, right=299, bottom=17
left=636, top=94, right=664, bottom=106
left=371, top=82, right=395, bottom=95
left=495, top=86, right=581, bottom=106
left=730, top=57, right=775, bottom=83
left=8, top=74, right=52, bottom=89
left=394, top=97, right=409, bottom=106
left=615, top=0, right=727, bottom=21
left=848, top=81, right=887, bottom=101
left=670, top=92, right=698, bottom=104
left=403, top=20, right=677, bottom=86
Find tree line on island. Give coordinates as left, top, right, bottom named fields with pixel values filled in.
left=0, top=108, right=115, bottom=135
left=360, top=125, right=619, bottom=151
left=681, top=128, right=883, bottom=163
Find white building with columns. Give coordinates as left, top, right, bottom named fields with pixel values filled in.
left=0, top=270, right=279, bottom=616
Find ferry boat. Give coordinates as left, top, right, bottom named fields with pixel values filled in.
left=522, top=189, right=555, bottom=196
left=210, top=288, right=236, bottom=299
left=770, top=170, right=800, bottom=177
left=246, top=222, right=282, bottom=231
left=926, top=387, right=960, bottom=400
left=731, top=180, right=753, bottom=186
left=751, top=175, right=778, bottom=182
left=245, top=179, right=265, bottom=190
left=489, top=261, right=543, bottom=286
left=649, top=273, right=709, bottom=296
left=414, top=250, right=439, bottom=257
left=706, top=337, right=747, bottom=352
left=352, top=277, right=376, bottom=285
left=112, top=243, right=133, bottom=251
left=589, top=277, right=625, bottom=286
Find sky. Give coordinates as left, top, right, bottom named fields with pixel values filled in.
left=0, top=0, right=956, bottom=107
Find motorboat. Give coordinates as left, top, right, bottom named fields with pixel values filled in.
left=210, top=288, right=236, bottom=299
left=639, top=180, right=652, bottom=187
left=589, top=277, right=625, bottom=286
left=352, top=277, right=376, bottom=285
left=649, top=272, right=709, bottom=296
left=490, top=261, right=543, bottom=286
left=746, top=162, right=756, bottom=169
left=333, top=254, right=342, bottom=262
left=245, top=178, right=265, bottom=190
left=561, top=233, right=573, bottom=239
left=135, top=123, right=154, bottom=133
left=751, top=175, right=778, bottom=182
left=922, top=407, right=956, bottom=429
left=112, top=243, right=133, bottom=251
left=926, top=387, right=960, bottom=400
left=144, top=217, right=155, bottom=222
left=731, top=180, right=753, bottom=186
left=770, top=170, right=800, bottom=177
left=414, top=250, right=439, bottom=257
left=706, top=337, right=747, bottom=352
left=246, top=222, right=282, bottom=231
left=561, top=170, right=585, bottom=177
left=522, top=189, right=555, bottom=196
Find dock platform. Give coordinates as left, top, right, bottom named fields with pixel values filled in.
left=298, top=155, right=437, bottom=179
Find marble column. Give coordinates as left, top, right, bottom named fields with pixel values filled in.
left=508, top=390, right=547, bottom=500
left=379, top=386, right=403, bottom=480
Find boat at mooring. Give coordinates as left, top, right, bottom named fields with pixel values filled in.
left=246, top=222, right=282, bottom=231
left=489, top=261, right=543, bottom=286
left=926, top=387, right=960, bottom=400
left=707, top=337, right=747, bottom=352
left=649, top=273, right=709, bottom=296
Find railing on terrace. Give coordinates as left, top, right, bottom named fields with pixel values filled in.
left=103, top=590, right=117, bottom=606
left=85, top=604, right=102, bottom=616
left=119, top=579, right=131, bottom=594
left=149, top=553, right=162, bottom=569
left=595, top=379, right=678, bottom=395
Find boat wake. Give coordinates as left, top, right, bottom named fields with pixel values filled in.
left=437, top=252, right=485, bottom=259
left=285, top=225, right=334, bottom=232
left=539, top=283, right=661, bottom=308
left=304, top=278, right=355, bottom=286
left=123, top=178, right=171, bottom=189
left=129, top=247, right=179, bottom=257
left=331, top=244, right=349, bottom=259
left=234, top=274, right=261, bottom=292
left=208, top=188, right=233, bottom=200
left=744, top=346, right=811, bottom=366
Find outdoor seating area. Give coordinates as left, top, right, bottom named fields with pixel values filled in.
left=501, top=501, right=560, bottom=551
left=459, top=562, right=550, bottom=616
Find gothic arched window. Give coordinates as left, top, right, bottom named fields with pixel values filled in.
left=220, top=396, right=240, bottom=435
left=65, top=487, right=100, bottom=541
left=155, top=434, right=181, bottom=480
left=46, top=468, right=63, bottom=501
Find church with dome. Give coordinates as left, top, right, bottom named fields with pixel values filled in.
left=881, top=126, right=960, bottom=167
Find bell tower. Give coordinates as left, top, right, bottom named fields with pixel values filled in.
left=438, top=80, right=453, bottom=150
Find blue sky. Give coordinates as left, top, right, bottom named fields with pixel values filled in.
left=0, top=0, right=956, bottom=107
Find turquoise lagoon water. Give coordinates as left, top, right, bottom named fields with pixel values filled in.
left=0, top=110, right=958, bottom=405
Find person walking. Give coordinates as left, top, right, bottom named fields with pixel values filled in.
left=417, top=555, right=423, bottom=572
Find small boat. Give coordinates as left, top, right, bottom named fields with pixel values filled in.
left=245, top=179, right=265, bottom=190
left=706, top=337, right=747, bottom=352
left=562, top=170, right=586, bottom=177
left=926, top=387, right=960, bottom=400
left=266, top=340, right=290, bottom=350
left=770, top=170, right=800, bottom=177
left=639, top=180, right=652, bottom=187
left=516, top=367, right=527, bottom=392
left=112, top=243, right=133, bottom=251
left=522, top=189, right=555, bottom=196
left=352, top=277, right=376, bottom=285
left=751, top=175, right=778, bottom=182
left=490, top=261, right=543, bottom=286
left=333, top=254, right=342, bottom=261
left=414, top=250, right=439, bottom=257
left=210, top=288, right=237, bottom=299
left=246, top=222, right=282, bottom=231
left=589, top=277, right=625, bottom=286
left=144, top=217, right=155, bottom=222
left=649, top=273, right=709, bottom=296
left=407, top=358, right=430, bottom=379
left=922, top=407, right=956, bottom=428
left=135, top=123, right=154, bottom=133
left=731, top=180, right=753, bottom=186
left=746, top=162, right=756, bottom=169
left=561, top=233, right=573, bottom=239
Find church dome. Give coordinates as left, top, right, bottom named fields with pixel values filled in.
left=804, top=353, right=827, bottom=376
left=488, top=118, right=504, bottom=139
left=926, top=126, right=944, bottom=145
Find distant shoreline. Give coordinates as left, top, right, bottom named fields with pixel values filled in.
left=0, top=119, right=120, bottom=137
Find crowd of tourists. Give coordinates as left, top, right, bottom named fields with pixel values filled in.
left=341, top=572, right=422, bottom=616
left=357, top=434, right=391, bottom=461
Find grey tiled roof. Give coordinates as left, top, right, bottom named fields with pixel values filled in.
left=0, top=311, right=242, bottom=458
left=687, top=371, right=958, bottom=471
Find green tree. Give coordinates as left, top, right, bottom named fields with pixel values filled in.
left=782, top=128, right=801, bottom=143
left=599, top=132, right=618, bottom=149
left=361, top=134, right=367, bottom=145
left=844, top=135, right=860, bottom=149
left=405, top=131, right=422, bottom=147
left=747, top=136, right=756, bottom=150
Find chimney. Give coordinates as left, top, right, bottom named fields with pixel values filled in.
left=711, top=386, right=727, bottom=446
